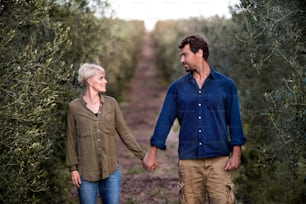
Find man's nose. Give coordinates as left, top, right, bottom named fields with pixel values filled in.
left=180, top=56, right=184, bottom=63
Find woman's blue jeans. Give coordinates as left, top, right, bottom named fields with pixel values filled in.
left=78, top=165, right=121, bottom=204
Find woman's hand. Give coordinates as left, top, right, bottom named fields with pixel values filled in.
left=70, top=170, right=81, bottom=188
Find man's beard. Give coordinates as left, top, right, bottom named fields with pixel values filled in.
left=185, top=68, right=195, bottom=73
left=183, top=63, right=195, bottom=73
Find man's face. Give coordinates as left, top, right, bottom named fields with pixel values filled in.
left=179, top=44, right=198, bottom=72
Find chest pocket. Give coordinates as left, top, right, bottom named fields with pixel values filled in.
left=101, top=107, right=115, bottom=132
left=76, top=112, right=93, bottom=137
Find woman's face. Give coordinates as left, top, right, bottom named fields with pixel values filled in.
left=88, top=70, right=107, bottom=92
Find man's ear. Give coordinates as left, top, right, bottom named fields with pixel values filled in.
left=196, top=49, right=203, bottom=58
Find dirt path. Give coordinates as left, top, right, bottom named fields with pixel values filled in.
left=118, top=32, right=179, bottom=204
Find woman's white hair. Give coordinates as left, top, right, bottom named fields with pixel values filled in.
left=78, top=63, right=105, bottom=86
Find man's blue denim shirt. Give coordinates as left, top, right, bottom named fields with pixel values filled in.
left=150, top=68, right=246, bottom=160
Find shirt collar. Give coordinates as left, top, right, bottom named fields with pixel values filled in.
left=100, top=94, right=105, bottom=104
left=186, top=66, right=216, bottom=80
left=79, top=93, right=105, bottom=105
left=209, top=67, right=216, bottom=79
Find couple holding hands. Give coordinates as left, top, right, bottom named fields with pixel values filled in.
left=66, top=35, right=246, bottom=204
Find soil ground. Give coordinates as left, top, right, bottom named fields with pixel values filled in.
left=118, top=32, right=180, bottom=204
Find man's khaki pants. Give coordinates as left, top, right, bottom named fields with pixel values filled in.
left=178, top=157, right=235, bottom=204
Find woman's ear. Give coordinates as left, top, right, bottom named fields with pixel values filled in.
left=86, top=78, right=92, bottom=87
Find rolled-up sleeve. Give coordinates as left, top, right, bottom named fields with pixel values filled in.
left=150, top=84, right=177, bottom=150
left=226, top=81, right=246, bottom=146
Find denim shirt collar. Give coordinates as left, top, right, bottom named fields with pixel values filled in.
left=186, top=66, right=216, bottom=80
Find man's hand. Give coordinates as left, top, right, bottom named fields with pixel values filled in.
left=224, top=146, right=241, bottom=171
left=143, top=146, right=159, bottom=172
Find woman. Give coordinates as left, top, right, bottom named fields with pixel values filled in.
left=66, top=63, right=146, bottom=204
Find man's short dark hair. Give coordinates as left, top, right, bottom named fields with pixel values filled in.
left=178, top=34, right=209, bottom=60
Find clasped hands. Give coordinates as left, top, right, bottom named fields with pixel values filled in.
left=142, top=147, right=159, bottom=172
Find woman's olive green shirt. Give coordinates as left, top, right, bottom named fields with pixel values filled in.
left=66, top=94, right=146, bottom=181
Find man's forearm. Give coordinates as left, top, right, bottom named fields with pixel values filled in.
left=232, top=145, right=241, bottom=158
left=149, top=146, right=158, bottom=156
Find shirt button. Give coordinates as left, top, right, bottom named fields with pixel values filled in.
left=198, top=129, right=202, bottom=132
left=199, top=142, right=202, bottom=145
left=198, top=116, right=202, bottom=119
left=198, top=103, right=201, bottom=106
left=198, top=90, right=202, bottom=94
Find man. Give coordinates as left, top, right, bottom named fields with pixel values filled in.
left=143, top=34, right=246, bottom=204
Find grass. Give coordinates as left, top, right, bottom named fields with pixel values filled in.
left=125, top=166, right=146, bottom=175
